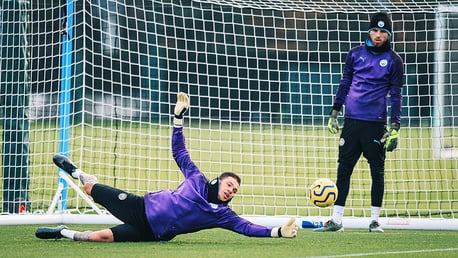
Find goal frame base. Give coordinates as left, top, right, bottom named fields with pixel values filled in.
left=0, top=214, right=456, bottom=230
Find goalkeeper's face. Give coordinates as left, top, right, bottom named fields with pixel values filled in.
left=369, top=28, right=389, bottom=47
left=218, top=176, right=240, bottom=202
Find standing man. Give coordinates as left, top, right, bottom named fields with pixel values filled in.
left=35, top=92, right=298, bottom=242
left=314, top=12, right=403, bottom=233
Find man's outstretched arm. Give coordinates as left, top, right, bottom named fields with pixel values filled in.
left=171, top=92, right=199, bottom=178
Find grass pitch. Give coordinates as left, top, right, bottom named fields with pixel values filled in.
left=2, top=224, right=457, bottom=258
left=0, top=123, right=456, bottom=257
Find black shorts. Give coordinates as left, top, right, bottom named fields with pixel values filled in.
left=339, top=118, right=386, bottom=167
left=91, top=184, right=157, bottom=242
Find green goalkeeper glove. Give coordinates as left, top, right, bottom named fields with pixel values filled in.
left=173, top=92, right=189, bottom=127
left=381, top=123, right=400, bottom=152
left=328, top=109, right=340, bottom=134
left=271, top=218, right=298, bottom=238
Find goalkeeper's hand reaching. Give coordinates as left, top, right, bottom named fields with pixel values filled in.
left=173, top=92, right=189, bottom=127
left=381, top=123, right=400, bottom=152
left=271, top=218, right=298, bottom=238
left=328, top=109, right=340, bottom=134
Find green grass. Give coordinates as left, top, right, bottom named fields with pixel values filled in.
left=1, top=224, right=457, bottom=258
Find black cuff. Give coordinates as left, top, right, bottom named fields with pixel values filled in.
left=390, top=123, right=400, bottom=131
left=278, top=227, right=282, bottom=237
left=332, top=103, right=342, bottom=112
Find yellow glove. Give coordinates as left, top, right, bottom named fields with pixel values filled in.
left=173, top=92, right=189, bottom=126
left=381, top=123, right=400, bottom=152
left=271, top=218, right=298, bottom=238
left=328, top=109, right=340, bottom=134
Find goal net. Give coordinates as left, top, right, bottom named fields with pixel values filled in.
left=0, top=0, right=457, bottom=230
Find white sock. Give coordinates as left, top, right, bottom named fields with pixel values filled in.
left=332, top=205, right=344, bottom=224
left=79, top=172, right=98, bottom=185
left=61, top=229, right=76, bottom=240
left=72, top=168, right=82, bottom=179
left=371, top=206, right=381, bottom=221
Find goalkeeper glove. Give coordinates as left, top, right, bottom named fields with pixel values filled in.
left=173, top=92, right=189, bottom=127
left=271, top=218, right=298, bottom=238
left=381, top=123, right=400, bottom=152
left=328, top=109, right=340, bottom=134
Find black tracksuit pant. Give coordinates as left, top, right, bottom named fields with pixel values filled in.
left=335, top=118, right=386, bottom=207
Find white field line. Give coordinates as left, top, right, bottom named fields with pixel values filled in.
left=305, top=247, right=458, bottom=258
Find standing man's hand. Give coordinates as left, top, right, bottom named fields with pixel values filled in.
left=174, top=92, right=189, bottom=127
left=328, top=109, right=340, bottom=134
left=381, top=123, right=400, bottom=152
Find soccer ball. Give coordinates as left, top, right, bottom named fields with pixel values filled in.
left=309, top=178, right=338, bottom=207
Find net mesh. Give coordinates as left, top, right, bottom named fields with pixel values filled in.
left=0, top=0, right=456, bottom=221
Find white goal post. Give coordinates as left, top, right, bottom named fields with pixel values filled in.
left=433, top=4, right=458, bottom=159
left=0, top=0, right=457, bottom=230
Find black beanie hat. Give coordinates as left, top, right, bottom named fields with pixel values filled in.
left=368, top=12, right=392, bottom=36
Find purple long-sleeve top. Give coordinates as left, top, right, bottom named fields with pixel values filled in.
left=143, top=126, right=272, bottom=241
left=333, top=44, right=404, bottom=125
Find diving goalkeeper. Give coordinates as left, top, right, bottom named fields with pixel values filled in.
left=35, top=92, right=298, bottom=242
